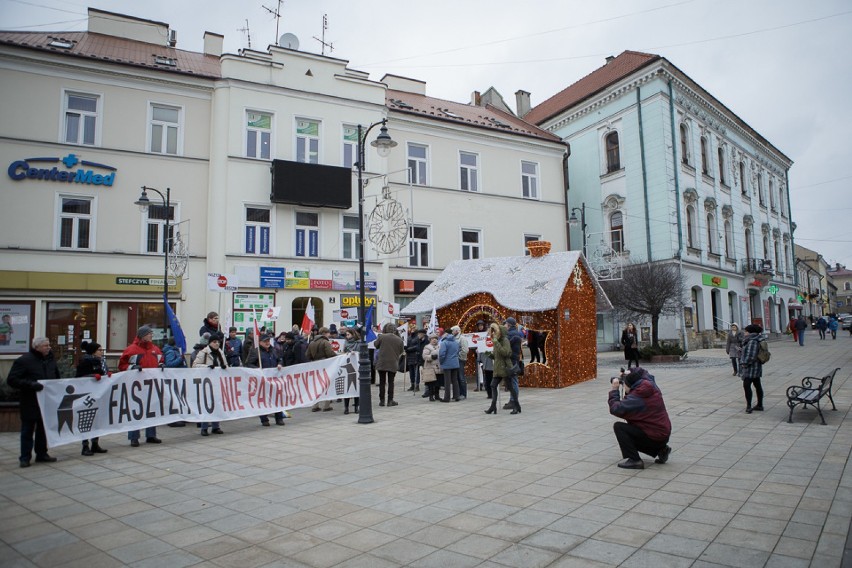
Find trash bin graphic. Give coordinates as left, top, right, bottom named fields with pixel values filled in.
left=76, top=407, right=98, bottom=433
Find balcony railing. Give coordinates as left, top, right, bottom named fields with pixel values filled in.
left=743, top=258, right=775, bottom=275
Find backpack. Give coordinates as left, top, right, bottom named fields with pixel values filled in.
left=756, top=340, right=771, bottom=364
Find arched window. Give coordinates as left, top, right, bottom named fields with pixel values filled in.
left=763, top=235, right=769, bottom=259
left=739, top=162, right=747, bottom=195
left=774, top=239, right=781, bottom=272
left=610, top=211, right=624, bottom=253
left=758, top=174, right=765, bottom=206
left=769, top=179, right=776, bottom=210
left=845, top=282, right=851, bottom=291
left=605, top=131, right=620, bottom=173
left=680, top=124, right=690, bottom=165
left=700, top=137, right=709, bottom=175
left=717, top=147, right=726, bottom=185
left=686, top=205, right=697, bottom=248
left=707, top=213, right=717, bottom=254
left=745, top=228, right=753, bottom=259
left=785, top=243, right=791, bottom=272
left=724, top=220, right=733, bottom=258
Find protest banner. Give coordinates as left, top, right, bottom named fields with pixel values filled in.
left=37, top=353, right=358, bottom=447
left=464, top=332, right=492, bottom=353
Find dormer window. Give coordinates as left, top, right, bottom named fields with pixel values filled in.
left=154, top=55, right=177, bottom=67
left=48, top=38, right=74, bottom=49
left=390, top=98, right=413, bottom=109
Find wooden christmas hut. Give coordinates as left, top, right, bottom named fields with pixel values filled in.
left=402, top=242, right=611, bottom=388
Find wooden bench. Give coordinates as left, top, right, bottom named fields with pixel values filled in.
left=786, top=368, right=839, bottom=424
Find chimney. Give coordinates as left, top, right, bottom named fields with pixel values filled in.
left=515, top=90, right=531, bottom=118
left=605, top=55, right=615, bottom=64
left=471, top=90, right=481, bottom=106
left=168, top=29, right=177, bottom=47
left=203, top=31, right=224, bottom=57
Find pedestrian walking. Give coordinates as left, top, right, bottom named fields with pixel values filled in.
left=621, top=323, right=640, bottom=369
left=794, top=316, right=807, bottom=346
left=725, top=323, right=743, bottom=376
left=739, top=324, right=765, bottom=413
left=484, top=323, right=511, bottom=414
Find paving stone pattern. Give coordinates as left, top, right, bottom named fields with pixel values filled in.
left=1, top=336, right=850, bottom=567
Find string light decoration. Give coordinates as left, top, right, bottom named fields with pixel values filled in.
left=436, top=259, right=599, bottom=388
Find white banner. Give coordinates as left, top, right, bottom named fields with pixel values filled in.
left=464, top=332, right=492, bottom=353
left=37, top=353, right=358, bottom=447
left=207, top=273, right=240, bottom=292
left=260, top=306, right=281, bottom=322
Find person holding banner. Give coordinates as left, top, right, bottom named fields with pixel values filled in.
left=193, top=333, right=227, bottom=435
left=75, top=341, right=109, bottom=456
left=245, top=334, right=286, bottom=426
left=342, top=328, right=362, bottom=415
left=308, top=327, right=336, bottom=412
left=8, top=337, right=60, bottom=467
left=224, top=327, right=243, bottom=367
left=373, top=323, right=405, bottom=407
left=118, top=326, right=164, bottom=447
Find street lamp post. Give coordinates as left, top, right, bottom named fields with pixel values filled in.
left=355, top=119, right=396, bottom=425
left=568, top=202, right=587, bottom=258
left=134, top=186, right=172, bottom=339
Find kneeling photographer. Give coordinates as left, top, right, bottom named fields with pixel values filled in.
left=608, top=367, right=672, bottom=470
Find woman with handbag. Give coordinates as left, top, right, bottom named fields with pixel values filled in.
left=420, top=334, right=441, bottom=401
left=621, top=323, right=640, bottom=369
left=485, top=323, right=512, bottom=414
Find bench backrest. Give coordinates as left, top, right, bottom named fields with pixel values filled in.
left=819, top=368, right=839, bottom=396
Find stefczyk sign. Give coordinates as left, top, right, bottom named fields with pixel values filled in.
left=7, top=153, right=117, bottom=186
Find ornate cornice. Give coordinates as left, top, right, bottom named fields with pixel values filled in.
left=602, top=193, right=626, bottom=211
left=703, top=197, right=717, bottom=212
left=682, top=187, right=698, bottom=205
left=761, top=222, right=771, bottom=235
left=743, top=215, right=754, bottom=227
left=721, top=204, right=733, bottom=219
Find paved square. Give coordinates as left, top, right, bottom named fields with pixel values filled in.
left=1, top=337, right=849, bottom=566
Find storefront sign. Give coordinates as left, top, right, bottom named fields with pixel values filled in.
left=233, top=293, right=275, bottom=311
left=340, top=294, right=377, bottom=308
left=310, top=268, right=333, bottom=290
left=701, top=274, right=728, bottom=288
left=8, top=153, right=117, bottom=186
left=285, top=269, right=310, bottom=289
left=394, top=279, right=433, bottom=294
left=259, top=266, right=286, bottom=289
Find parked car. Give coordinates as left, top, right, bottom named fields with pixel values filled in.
left=841, top=315, right=852, bottom=331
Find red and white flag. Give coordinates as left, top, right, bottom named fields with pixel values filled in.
left=301, top=299, right=315, bottom=335
left=252, top=308, right=261, bottom=343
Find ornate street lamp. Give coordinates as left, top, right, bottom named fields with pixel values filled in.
left=134, top=186, right=172, bottom=340
left=568, top=202, right=587, bottom=258
left=355, top=120, right=396, bottom=424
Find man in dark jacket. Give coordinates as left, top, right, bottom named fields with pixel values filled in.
left=245, top=333, right=285, bottom=426
left=738, top=324, right=764, bottom=413
left=608, top=367, right=672, bottom=469
left=504, top=318, right=523, bottom=413
left=7, top=337, right=60, bottom=467
left=794, top=315, right=807, bottom=346
left=281, top=332, right=307, bottom=367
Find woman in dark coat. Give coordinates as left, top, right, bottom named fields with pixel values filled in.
left=621, top=323, right=640, bottom=369
left=75, top=341, right=109, bottom=455
left=485, top=323, right=512, bottom=414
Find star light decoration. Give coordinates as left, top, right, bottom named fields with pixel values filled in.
left=526, top=279, right=550, bottom=294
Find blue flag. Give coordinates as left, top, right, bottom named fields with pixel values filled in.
left=364, top=305, right=377, bottom=342
left=164, top=295, right=187, bottom=355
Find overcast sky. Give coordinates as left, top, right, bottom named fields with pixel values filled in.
left=3, top=0, right=851, bottom=269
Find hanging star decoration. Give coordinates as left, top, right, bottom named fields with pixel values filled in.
left=507, top=266, right=521, bottom=275
left=526, top=280, right=550, bottom=294
left=573, top=264, right=584, bottom=291
left=434, top=281, right=454, bottom=292
left=480, top=264, right=494, bottom=272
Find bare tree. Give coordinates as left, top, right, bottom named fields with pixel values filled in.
left=600, top=262, right=685, bottom=347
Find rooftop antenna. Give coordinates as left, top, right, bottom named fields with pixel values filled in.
left=262, top=0, right=284, bottom=45
left=313, top=13, right=334, bottom=55
left=237, top=19, right=252, bottom=49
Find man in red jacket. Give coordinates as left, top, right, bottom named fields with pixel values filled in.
left=608, top=367, right=672, bottom=469
left=118, top=325, right=163, bottom=447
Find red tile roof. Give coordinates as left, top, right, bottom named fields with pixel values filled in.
left=0, top=31, right=221, bottom=78
left=387, top=89, right=562, bottom=143
left=525, top=50, right=659, bottom=125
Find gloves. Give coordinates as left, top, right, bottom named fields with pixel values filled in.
left=94, top=374, right=102, bottom=381
left=33, top=382, right=44, bottom=392
left=431, top=354, right=438, bottom=360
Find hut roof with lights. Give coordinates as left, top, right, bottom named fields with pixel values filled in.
left=403, top=242, right=611, bottom=388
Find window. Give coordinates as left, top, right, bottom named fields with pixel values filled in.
left=47, top=302, right=98, bottom=363
left=680, top=123, right=690, bottom=165
left=605, top=131, right=620, bottom=173
left=521, top=161, right=539, bottom=199
left=758, top=174, right=766, bottom=206
left=524, top=233, right=541, bottom=256
left=845, top=282, right=851, bottom=291
left=774, top=239, right=781, bottom=272
left=145, top=202, right=176, bottom=254
left=763, top=235, right=769, bottom=259
left=295, top=211, right=319, bottom=257
left=64, top=92, right=99, bottom=145
left=461, top=229, right=481, bottom=260
left=610, top=211, right=624, bottom=253
left=769, top=179, right=776, bottom=210
left=149, top=104, right=180, bottom=155
left=409, top=225, right=430, bottom=267
left=700, top=136, right=710, bottom=175
left=407, top=143, right=428, bottom=185
left=718, top=147, right=726, bottom=185
left=107, top=301, right=175, bottom=350
left=785, top=243, right=791, bottom=272
left=739, top=162, right=747, bottom=195
left=459, top=151, right=479, bottom=192
left=707, top=214, right=717, bottom=254
left=246, top=111, right=272, bottom=160
left=780, top=186, right=787, bottom=216
left=296, top=119, right=320, bottom=163
left=686, top=205, right=697, bottom=248
left=342, top=125, right=357, bottom=169
left=745, top=228, right=753, bottom=260
left=244, top=206, right=271, bottom=255
left=724, top=220, right=733, bottom=258
left=58, top=196, right=93, bottom=250
left=342, top=214, right=360, bottom=260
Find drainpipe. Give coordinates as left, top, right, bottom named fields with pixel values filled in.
left=562, top=145, right=572, bottom=251
left=637, top=88, right=652, bottom=262
left=785, top=169, right=797, bottom=288
left=668, top=79, right=689, bottom=355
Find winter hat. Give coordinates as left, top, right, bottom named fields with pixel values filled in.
left=329, top=324, right=338, bottom=333
left=137, top=325, right=154, bottom=339
left=284, top=332, right=296, bottom=340
left=730, top=323, right=739, bottom=330
left=450, top=325, right=461, bottom=334
left=744, top=324, right=762, bottom=334
left=208, top=332, right=224, bottom=344
left=199, top=332, right=211, bottom=346
left=624, top=368, right=645, bottom=388
left=505, top=317, right=517, bottom=327
left=82, top=341, right=101, bottom=355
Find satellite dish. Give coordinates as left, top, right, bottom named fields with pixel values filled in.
left=279, top=33, right=299, bottom=50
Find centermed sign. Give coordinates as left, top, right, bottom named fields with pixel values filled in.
left=37, top=353, right=358, bottom=447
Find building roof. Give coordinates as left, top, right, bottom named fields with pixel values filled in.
left=401, top=251, right=611, bottom=315
left=524, top=51, right=659, bottom=124
left=387, top=89, right=562, bottom=143
left=0, top=31, right=221, bottom=79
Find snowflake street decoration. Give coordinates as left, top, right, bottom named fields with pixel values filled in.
left=168, top=231, right=189, bottom=278
left=368, top=191, right=409, bottom=255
